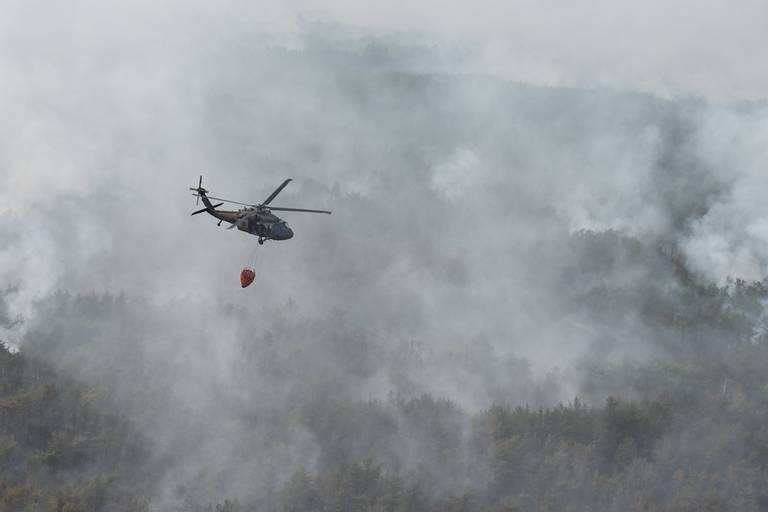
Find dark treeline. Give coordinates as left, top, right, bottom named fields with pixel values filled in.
left=3, top=231, right=768, bottom=511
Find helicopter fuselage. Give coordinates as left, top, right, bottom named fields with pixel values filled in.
left=237, top=208, right=294, bottom=240
left=212, top=208, right=293, bottom=241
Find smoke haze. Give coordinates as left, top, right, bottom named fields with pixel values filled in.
left=1, top=2, right=768, bottom=509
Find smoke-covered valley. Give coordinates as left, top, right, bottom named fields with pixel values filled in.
left=2, top=3, right=768, bottom=511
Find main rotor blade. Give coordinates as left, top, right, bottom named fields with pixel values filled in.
left=268, top=206, right=332, bottom=214
left=202, top=195, right=256, bottom=207
left=262, top=178, right=292, bottom=206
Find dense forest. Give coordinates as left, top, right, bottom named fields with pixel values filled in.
left=2, top=230, right=768, bottom=511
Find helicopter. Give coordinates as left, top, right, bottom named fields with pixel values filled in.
left=190, top=176, right=331, bottom=244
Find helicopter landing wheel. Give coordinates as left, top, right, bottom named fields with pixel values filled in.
left=258, top=237, right=265, bottom=245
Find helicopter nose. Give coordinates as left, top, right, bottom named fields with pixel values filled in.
left=275, top=223, right=293, bottom=240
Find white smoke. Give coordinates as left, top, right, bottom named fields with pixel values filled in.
left=681, top=105, right=768, bottom=281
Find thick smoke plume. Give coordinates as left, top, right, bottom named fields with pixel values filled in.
left=1, top=2, right=768, bottom=509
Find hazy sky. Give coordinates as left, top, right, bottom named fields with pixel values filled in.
left=297, top=0, right=768, bottom=100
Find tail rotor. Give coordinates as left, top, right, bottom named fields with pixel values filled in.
left=190, top=175, right=223, bottom=215
left=190, top=175, right=208, bottom=205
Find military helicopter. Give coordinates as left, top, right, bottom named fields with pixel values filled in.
left=190, top=176, right=331, bottom=244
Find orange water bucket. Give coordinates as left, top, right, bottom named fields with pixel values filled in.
left=240, top=267, right=256, bottom=288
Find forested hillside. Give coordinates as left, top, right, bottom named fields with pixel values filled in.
left=3, top=231, right=768, bottom=511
